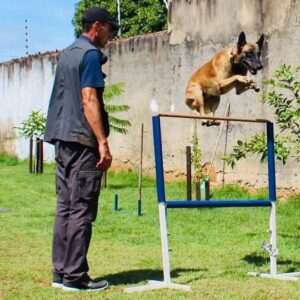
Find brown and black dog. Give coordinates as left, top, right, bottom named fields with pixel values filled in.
left=185, top=32, right=264, bottom=126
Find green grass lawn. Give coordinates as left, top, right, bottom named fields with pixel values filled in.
left=0, top=155, right=299, bottom=299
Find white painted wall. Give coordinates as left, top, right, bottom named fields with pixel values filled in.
left=0, top=0, right=299, bottom=190
left=0, top=53, right=59, bottom=160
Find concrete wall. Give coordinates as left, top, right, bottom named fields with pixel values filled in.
left=0, top=0, right=299, bottom=190
left=0, top=52, right=60, bottom=160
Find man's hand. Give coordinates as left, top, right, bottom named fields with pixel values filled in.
left=96, top=141, right=112, bottom=171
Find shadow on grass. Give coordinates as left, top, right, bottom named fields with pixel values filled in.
left=243, top=254, right=268, bottom=266
left=107, top=184, right=137, bottom=189
left=99, top=268, right=205, bottom=285
left=279, top=232, right=300, bottom=239
left=244, top=252, right=300, bottom=271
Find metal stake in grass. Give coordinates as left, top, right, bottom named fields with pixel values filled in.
left=114, top=194, right=119, bottom=211
left=186, top=146, right=192, bottom=200
left=137, top=123, right=144, bottom=217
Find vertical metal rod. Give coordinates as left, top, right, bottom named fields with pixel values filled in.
left=114, top=194, right=119, bottom=211
left=117, top=0, right=121, bottom=37
left=195, top=181, right=201, bottom=200
left=138, top=123, right=144, bottom=216
left=25, top=19, right=29, bottom=56
left=267, top=123, right=276, bottom=201
left=222, top=104, right=230, bottom=186
left=36, top=138, right=40, bottom=173
left=159, top=202, right=171, bottom=284
left=186, top=146, right=192, bottom=200
left=37, top=138, right=42, bottom=173
left=270, top=202, right=277, bottom=275
left=34, top=136, right=37, bottom=173
left=137, top=200, right=142, bottom=217
left=152, top=116, right=166, bottom=203
left=40, top=139, right=43, bottom=173
left=29, top=137, right=33, bottom=173
left=208, top=102, right=230, bottom=176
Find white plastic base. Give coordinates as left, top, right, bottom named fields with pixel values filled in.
left=248, top=271, right=300, bottom=281
left=124, top=280, right=192, bottom=293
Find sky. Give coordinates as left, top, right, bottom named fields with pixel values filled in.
left=0, top=0, right=78, bottom=63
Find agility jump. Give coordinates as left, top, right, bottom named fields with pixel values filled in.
left=125, top=113, right=299, bottom=293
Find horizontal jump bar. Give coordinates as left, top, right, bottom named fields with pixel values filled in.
left=158, top=113, right=271, bottom=124
left=166, top=200, right=273, bottom=208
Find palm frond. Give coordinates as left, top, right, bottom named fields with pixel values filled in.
left=103, top=82, right=131, bottom=134
left=109, top=124, right=129, bottom=134
left=105, top=104, right=130, bottom=113
left=103, top=82, right=126, bottom=101
left=109, top=116, right=131, bottom=128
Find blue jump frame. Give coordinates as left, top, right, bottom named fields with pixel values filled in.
left=124, top=113, right=299, bottom=293
left=152, top=113, right=276, bottom=207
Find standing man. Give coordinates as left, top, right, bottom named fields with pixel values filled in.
left=44, top=7, right=120, bottom=292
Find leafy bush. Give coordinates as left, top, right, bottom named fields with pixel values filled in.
left=15, top=110, right=46, bottom=139
left=223, top=64, right=300, bottom=168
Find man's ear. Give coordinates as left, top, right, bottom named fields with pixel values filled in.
left=256, top=34, right=265, bottom=50
left=237, top=31, right=247, bottom=53
left=94, top=21, right=102, bottom=30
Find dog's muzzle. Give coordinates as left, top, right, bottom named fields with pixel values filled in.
left=242, top=59, right=263, bottom=75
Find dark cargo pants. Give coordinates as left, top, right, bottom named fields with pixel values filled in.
left=52, top=141, right=102, bottom=283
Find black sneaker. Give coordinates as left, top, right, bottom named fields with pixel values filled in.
left=51, top=279, right=63, bottom=288
left=52, top=274, right=63, bottom=288
left=62, top=279, right=109, bottom=292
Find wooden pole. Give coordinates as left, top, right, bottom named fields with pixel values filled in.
left=101, top=171, right=107, bottom=188
left=186, top=146, right=192, bottom=200
left=158, top=113, right=270, bottom=124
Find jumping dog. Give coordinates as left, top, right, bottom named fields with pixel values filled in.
left=185, top=32, right=265, bottom=126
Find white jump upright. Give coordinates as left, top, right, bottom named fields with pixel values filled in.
left=124, top=114, right=299, bottom=293
left=124, top=202, right=192, bottom=292
left=249, top=201, right=300, bottom=280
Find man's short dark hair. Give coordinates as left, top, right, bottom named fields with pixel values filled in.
left=82, top=22, right=93, bottom=33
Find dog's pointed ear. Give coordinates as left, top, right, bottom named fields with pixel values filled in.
left=256, top=34, right=264, bottom=50
left=237, top=32, right=247, bottom=52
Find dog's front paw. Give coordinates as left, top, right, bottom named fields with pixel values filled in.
left=202, top=120, right=220, bottom=127
left=249, top=82, right=260, bottom=92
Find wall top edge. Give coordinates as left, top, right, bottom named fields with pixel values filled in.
left=0, top=31, right=169, bottom=67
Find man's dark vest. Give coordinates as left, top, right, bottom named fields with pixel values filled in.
left=44, top=37, right=109, bottom=148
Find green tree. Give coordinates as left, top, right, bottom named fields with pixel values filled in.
left=223, top=64, right=300, bottom=168
left=72, top=0, right=167, bottom=38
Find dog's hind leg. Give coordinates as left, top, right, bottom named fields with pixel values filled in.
left=185, top=84, right=206, bottom=116
left=205, top=96, right=221, bottom=126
